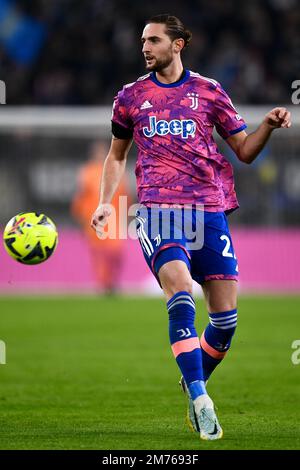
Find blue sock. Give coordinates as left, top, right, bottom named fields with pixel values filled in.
left=200, top=309, right=237, bottom=381
left=167, top=291, right=206, bottom=400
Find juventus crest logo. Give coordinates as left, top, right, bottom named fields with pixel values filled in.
left=187, top=92, right=199, bottom=110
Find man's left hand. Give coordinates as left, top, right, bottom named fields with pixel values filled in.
left=264, top=107, right=291, bottom=129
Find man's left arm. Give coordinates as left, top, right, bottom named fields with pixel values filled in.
left=227, top=107, right=292, bottom=164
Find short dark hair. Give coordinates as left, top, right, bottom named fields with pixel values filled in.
left=146, top=14, right=192, bottom=49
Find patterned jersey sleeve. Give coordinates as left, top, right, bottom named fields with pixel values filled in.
left=111, top=87, right=133, bottom=130
left=213, top=83, right=247, bottom=139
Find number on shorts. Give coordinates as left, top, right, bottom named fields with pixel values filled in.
left=220, top=235, right=233, bottom=258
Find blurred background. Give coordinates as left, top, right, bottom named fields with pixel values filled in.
left=0, top=0, right=299, bottom=295
left=1, top=1, right=300, bottom=452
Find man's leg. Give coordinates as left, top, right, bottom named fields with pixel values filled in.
left=159, top=259, right=205, bottom=394
left=158, top=259, right=223, bottom=440
left=200, top=280, right=238, bottom=382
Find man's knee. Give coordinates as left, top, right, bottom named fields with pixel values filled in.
left=209, top=299, right=237, bottom=313
left=203, top=280, right=237, bottom=313
left=165, top=280, right=193, bottom=298
left=158, top=260, right=193, bottom=299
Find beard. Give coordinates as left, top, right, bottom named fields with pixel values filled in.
left=144, top=51, right=173, bottom=72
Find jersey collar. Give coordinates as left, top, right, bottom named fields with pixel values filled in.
left=150, top=69, right=190, bottom=88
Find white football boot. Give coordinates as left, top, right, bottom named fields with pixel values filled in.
left=179, top=376, right=223, bottom=440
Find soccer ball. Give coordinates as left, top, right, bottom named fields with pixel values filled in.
left=3, top=212, right=58, bottom=265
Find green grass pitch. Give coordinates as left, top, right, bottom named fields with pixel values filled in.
left=0, top=295, right=299, bottom=450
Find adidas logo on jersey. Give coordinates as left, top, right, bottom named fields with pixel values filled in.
left=140, top=100, right=153, bottom=110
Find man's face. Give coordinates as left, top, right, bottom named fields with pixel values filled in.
left=141, top=23, right=174, bottom=72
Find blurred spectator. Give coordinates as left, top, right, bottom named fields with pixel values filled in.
left=0, top=0, right=299, bottom=105
left=71, top=142, right=131, bottom=294
left=0, top=0, right=46, bottom=65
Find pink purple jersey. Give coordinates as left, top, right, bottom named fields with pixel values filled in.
left=111, top=70, right=247, bottom=212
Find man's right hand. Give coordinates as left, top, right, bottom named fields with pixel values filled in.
left=90, top=204, right=112, bottom=239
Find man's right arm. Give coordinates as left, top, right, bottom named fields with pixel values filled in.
left=91, top=136, right=132, bottom=238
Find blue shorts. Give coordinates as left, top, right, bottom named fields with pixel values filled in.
left=135, top=206, right=238, bottom=287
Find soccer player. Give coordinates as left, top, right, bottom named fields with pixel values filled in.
left=91, top=14, right=291, bottom=440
